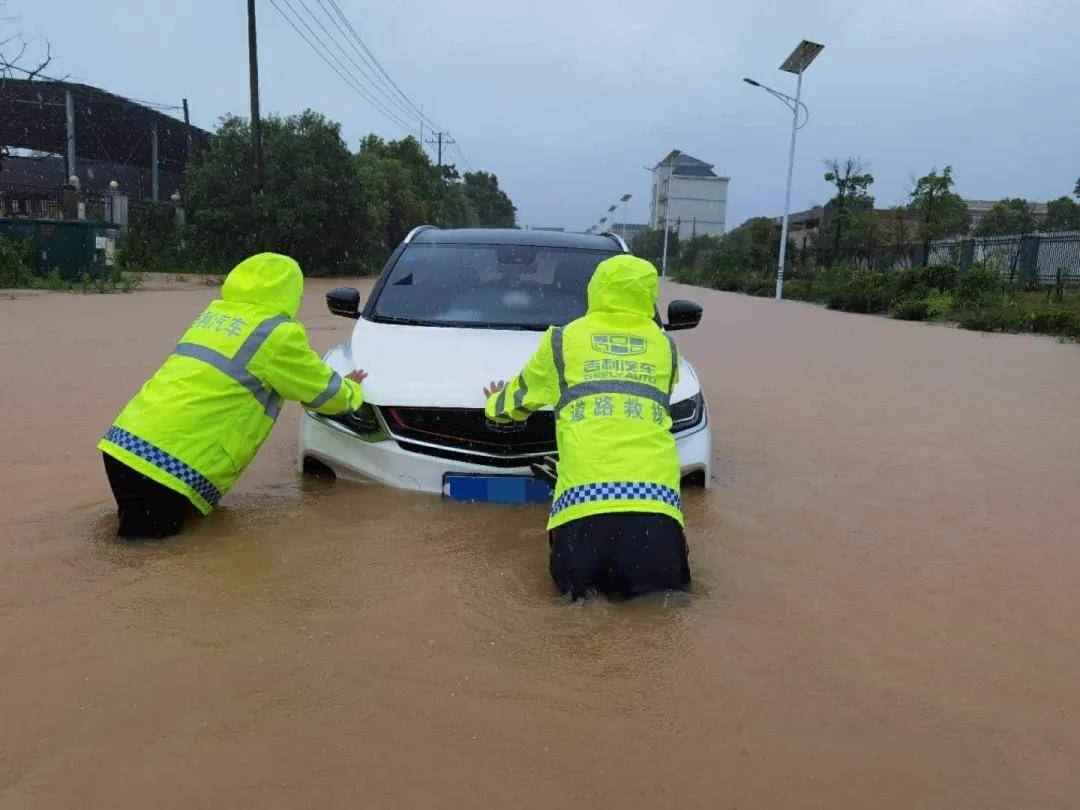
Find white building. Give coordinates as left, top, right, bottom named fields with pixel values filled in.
left=649, top=150, right=729, bottom=239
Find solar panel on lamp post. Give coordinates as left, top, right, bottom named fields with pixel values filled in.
left=743, top=39, right=823, bottom=300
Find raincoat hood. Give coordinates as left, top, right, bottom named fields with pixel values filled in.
left=221, top=253, right=304, bottom=318
left=586, top=254, right=659, bottom=318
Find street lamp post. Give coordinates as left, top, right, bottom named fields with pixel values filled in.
left=744, top=39, right=823, bottom=300
left=619, top=193, right=632, bottom=239
left=660, top=157, right=675, bottom=279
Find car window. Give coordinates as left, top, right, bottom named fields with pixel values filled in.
left=371, top=243, right=618, bottom=330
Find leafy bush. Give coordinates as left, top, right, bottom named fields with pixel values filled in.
left=117, top=201, right=180, bottom=275
left=890, top=296, right=931, bottom=321
left=956, top=302, right=1032, bottom=333
left=0, top=234, right=34, bottom=288
left=1030, top=307, right=1080, bottom=339
left=956, top=266, right=1000, bottom=307
left=824, top=267, right=891, bottom=313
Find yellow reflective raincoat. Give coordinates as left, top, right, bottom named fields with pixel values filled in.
left=485, top=254, right=682, bottom=530
left=98, top=253, right=363, bottom=514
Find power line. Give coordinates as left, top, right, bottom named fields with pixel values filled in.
left=324, top=0, right=443, bottom=133
left=451, top=141, right=473, bottom=172
left=268, top=0, right=415, bottom=133
left=303, top=0, right=423, bottom=130
left=276, top=0, right=415, bottom=132
left=322, top=0, right=470, bottom=166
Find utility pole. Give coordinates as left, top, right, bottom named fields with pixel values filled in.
left=64, top=89, right=76, bottom=182
left=247, top=0, right=264, bottom=191
left=425, top=131, right=455, bottom=167
left=660, top=154, right=677, bottom=279
left=151, top=122, right=159, bottom=201
left=182, top=98, right=192, bottom=164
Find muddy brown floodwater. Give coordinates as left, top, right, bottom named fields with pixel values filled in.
left=2, top=274, right=1079, bottom=809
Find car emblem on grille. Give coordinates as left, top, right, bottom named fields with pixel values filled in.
left=592, top=333, right=647, bottom=355
left=485, top=417, right=526, bottom=433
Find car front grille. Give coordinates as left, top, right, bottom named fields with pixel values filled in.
left=382, top=406, right=558, bottom=458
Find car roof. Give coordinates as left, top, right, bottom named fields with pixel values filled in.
left=409, top=227, right=625, bottom=251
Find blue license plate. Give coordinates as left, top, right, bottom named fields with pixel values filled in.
left=442, top=474, right=552, bottom=504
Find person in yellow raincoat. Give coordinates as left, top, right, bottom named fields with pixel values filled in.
left=483, top=254, right=690, bottom=599
left=98, top=253, right=365, bottom=538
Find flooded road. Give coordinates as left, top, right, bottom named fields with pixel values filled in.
left=2, top=276, right=1079, bottom=808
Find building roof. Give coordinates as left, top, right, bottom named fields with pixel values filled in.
left=654, top=149, right=723, bottom=179
left=964, top=199, right=1048, bottom=216
left=0, top=79, right=210, bottom=174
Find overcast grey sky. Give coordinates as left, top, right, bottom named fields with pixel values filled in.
left=11, top=0, right=1080, bottom=230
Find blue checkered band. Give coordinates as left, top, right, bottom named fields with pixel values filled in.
left=104, top=426, right=221, bottom=507
left=550, top=481, right=681, bottom=517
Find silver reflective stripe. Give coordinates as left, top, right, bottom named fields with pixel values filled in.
left=171, top=314, right=289, bottom=419
left=555, top=380, right=669, bottom=417
left=233, top=315, right=290, bottom=367
left=305, top=370, right=342, bottom=409
left=265, top=392, right=283, bottom=421
left=173, top=342, right=265, bottom=400
left=512, top=373, right=530, bottom=413
left=665, top=333, right=679, bottom=394
left=550, top=327, right=567, bottom=400
left=494, top=386, right=508, bottom=417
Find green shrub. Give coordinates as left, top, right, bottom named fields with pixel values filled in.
left=890, top=296, right=931, bottom=321
left=0, top=234, right=34, bottom=288
left=739, top=275, right=775, bottom=297
left=824, top=267, right=891, bottom=313
left=922, top=264, right=960, bottom=293
left=957, top=266, right=1000, bottom=307
left=1030, top=307, right=1080, bottom=339
left=781, top=278, right=815, bottom=301
left=957, top=301, right=1031, bottom=333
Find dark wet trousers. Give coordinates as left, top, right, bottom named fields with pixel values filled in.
left=103, top=453, right=191, bottom=539
left=548, top=512, right=691, bottom=600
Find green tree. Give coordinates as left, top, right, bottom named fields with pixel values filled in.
left=185, top=111, right=368, bottom=275
left=974, top=198, right=1037, bottom=237
left=1043, top=196, right=1080, bottom=233
left=908, top=166, right=970, bottom=265
left=726, top=217, right=782, bottom=271
left=821, top=157, right=875, bottom=260
left=463, top=171, right=517, bottom=228
left=629, top=227, right=679, bottom=268
left=1074, top=177, right=1079, bottom=198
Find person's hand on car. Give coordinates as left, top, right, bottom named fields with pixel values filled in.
left=347, top=369, right=368, bottom=385
left=484, top=380, right=506, bottom=398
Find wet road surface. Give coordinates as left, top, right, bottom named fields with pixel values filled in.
left=2, top=276, right=1079, bottom=808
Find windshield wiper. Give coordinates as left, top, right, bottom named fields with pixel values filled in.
left=370, top=314, right=446, bottom=327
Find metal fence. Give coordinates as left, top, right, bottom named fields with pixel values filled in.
left=0, top=189, right=115, bottom=223
left=796, top=232, right=1080, bottom=296
left=0, top=191, right=62, bottom=220
left=927, top=233, right=1080, bottom=293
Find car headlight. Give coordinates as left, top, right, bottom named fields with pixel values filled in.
left=340, top=402, right=380, bottom=433
left=320, top=402, right=385, bottom=440
left=670, top=392, right=705, bottom=432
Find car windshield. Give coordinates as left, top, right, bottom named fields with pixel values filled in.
left=370, top=243, right=619, bottom=330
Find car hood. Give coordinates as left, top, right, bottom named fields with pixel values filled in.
left=326, top=319, right=700, bottom=408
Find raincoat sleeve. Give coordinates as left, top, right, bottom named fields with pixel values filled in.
left=261, top=321, right=363, bottom=415
left=485, top=327, right=560, bottom=423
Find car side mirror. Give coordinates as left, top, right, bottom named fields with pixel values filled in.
left=665, top=300, right=702, bottom=331
left=327, top=286, right=361, bottom=319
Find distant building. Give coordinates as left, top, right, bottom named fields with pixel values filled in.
left=964, top=199, right=1047, bottom=231
left=766, top=206, right=824, bottom=250
left=649, top=150, right=729, bottom=239
left=612, top=222, right=649, bottom=243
